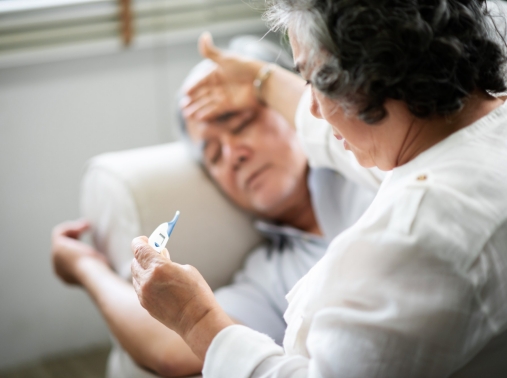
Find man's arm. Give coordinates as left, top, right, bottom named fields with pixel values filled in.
left=51, top=220, right=203, bottom=377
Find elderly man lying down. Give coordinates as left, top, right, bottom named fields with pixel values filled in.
left=51, top=36, right=376, bottom=378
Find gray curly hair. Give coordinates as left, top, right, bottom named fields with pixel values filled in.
left=264, top=0, right=507, bottom=124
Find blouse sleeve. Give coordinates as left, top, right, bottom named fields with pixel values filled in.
left=203, top=230, right=485, bottom=378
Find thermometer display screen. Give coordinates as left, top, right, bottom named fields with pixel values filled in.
left=154, top=233, right=166, bottom=248
left=149, top=212, right=180, bottom=252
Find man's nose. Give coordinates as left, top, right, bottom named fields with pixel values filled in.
left=231, top=149, right=249, bottom=171
left=309, top=88, right=323, bottom=119
left=222, top=136, right=249, bottom=170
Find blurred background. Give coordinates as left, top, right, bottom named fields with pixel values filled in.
left=0, top=0, right=277, bottom=375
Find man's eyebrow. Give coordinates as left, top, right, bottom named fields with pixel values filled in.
left=215, top=111, right=240, bottom=123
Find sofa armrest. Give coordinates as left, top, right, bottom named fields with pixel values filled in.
left=80, top=141, right=262, bottom=290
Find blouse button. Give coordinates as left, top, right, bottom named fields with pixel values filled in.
left=417, top=174, right=428, bottom=181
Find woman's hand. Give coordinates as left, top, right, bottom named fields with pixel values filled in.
left=51, top=219, right=109, bottom=285
left=131, top=236, right=234, bottom=360
left=181, top=32, right=264, bottom=122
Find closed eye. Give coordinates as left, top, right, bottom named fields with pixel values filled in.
left=232, top=113, right=256, bottom=134
left=203, top=139, right=221, bottom=166
left=204, top=111, right=257, bottom=166
left=210, top=148, right=220, bottom=164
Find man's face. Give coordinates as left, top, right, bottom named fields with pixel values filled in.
left=185, top=105, right=308, bottom=218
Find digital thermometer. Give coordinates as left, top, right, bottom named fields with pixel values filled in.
left=148, top=211, right=180, bottom=253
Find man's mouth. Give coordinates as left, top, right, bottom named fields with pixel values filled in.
left=245, top=164, right=271, bottom=190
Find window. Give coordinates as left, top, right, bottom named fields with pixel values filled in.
left=0, top=0, right=264, bottom=66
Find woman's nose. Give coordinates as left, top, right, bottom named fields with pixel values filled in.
left=309, top=88, right=323, bottom=119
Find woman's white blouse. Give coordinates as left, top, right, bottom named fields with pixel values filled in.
left=203, top=89, right=507, bottom=378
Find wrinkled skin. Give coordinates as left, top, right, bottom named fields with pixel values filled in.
left=130, top=236, right=233, bottom=360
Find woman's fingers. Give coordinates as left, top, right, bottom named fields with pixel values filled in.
left=182, top=94, right=217, bottom=119
left=184, top=69, right=218, bottom=97
left=199, top=31, right=222, bottom=62
left=131, top=236, right=158, bottom=268
left=182, top=32, right=262, bottom=122
left=130, top=236, right=230, bottom=354
left=183, top=93, right=229, bottom=121
left=131, top=258, right=142, bottom=286
left=180, top=86, right=211, bottom=111
left=194, top=102, right=225, bottom=122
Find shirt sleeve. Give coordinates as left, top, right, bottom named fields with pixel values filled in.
left=294, top=88, right=385, bottom=192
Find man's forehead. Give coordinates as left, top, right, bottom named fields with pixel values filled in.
left=185, top=110, right=247, bottom=141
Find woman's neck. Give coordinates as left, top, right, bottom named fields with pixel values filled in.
left=393, top=91, right=504, bottom=168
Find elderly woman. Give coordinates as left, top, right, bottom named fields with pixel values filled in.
left=131, top=0, right=507, bottom=377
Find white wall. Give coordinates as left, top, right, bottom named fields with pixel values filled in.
left=0, top=24, right=269, bottom=370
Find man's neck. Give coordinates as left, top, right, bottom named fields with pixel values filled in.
left=286, top=202, right=322, bottom=235
left=274, top=184, right=322, bottom=236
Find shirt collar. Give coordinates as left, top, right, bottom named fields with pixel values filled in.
left=254, top=220, right=325, bottom=244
